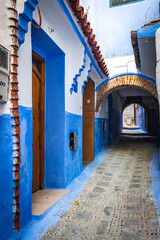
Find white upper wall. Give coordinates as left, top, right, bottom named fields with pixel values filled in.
left=95, top=97, right=108, bottom=119
left=17, top=0, right=26, bottom=13
left=80, top=0, right=95, bottom=31
left=94, top=0, right=159, bottom=59
left=80, top=0, right=159, bottom=77
left=106, top=55, right=137, bottom=77
left=18, top=0, right=100, bottom=115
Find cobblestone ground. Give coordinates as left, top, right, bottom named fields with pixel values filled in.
left=41, top=136, right=160, bottom=240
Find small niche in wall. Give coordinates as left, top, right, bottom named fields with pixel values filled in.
left=70, top=132, right=78, bottom=151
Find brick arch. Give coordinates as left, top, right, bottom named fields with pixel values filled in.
left=95, top=74, right=158, bottom=112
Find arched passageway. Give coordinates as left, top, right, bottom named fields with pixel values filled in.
left=95, top=74, right=159, bottom=143
left=95, top=74, right=158, bottom=112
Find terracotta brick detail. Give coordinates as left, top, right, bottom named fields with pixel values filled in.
left=95, top=75, right=158, bottom=112
left=8, top=0, right=21, bottom=232
left=69, top=0, right=109, bottom=76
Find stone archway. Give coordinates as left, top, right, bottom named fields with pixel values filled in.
left=95, top=74, right=158, bottom=112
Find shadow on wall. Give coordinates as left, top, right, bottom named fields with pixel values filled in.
left=108, top=93, right=122, bottom=144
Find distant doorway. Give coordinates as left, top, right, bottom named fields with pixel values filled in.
left=83, top=78, right=95, bottom=167
left=32, top=51, right=45, bottom=193
left=122, top=103, right=147, bottom=134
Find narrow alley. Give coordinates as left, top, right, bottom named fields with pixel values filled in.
left=1, top=1, right=160, bottom=239
left=41, top=136, right=160, bottom=240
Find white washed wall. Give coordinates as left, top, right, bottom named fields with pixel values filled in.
left=18, top=0, right=100, bottom=115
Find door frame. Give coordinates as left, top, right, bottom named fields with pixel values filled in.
left=32, top=50, right=45, bottom=190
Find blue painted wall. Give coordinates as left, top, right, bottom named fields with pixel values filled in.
left=45, top=53, right=65, bottom=188
left=136, top=105, right=146, bottom=131
left=0, top=114, right=13, bottom=240
left=19, top=106, right=32, bottom=228
left=108, top=93, right=122, bottom=144
left=108, top=94, right=114, bottom=144
left=113, top=109, right=122, bottom=140
left=149, top=108, right=159, bottom=136
left=95, top=118, right=108, bottom=156
left=65, top=112, right=83, bottom=186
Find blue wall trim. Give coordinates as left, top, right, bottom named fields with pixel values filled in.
left=137, top=22, right=160, bottom=39
left=57, top=0, right=103, bottom=79
left=82, top=62, right=93, bottom=93
left=0, top=114, right=13, bottom=240
left=70, top=50, right=87, bottom=94
left=95, top=72, right=156, bottom=91
left=18, top=0, right=39, bottom=46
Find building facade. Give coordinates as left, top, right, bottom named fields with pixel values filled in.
left=0, top=0, right=160, bottom=239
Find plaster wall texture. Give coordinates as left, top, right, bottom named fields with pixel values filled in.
left=0, top=103, right=10, bottom=116
left=95, top=97, right=108, bottom=119
left=17, top=0, right=26, bottom=13
left=94, top=0, right=159, bottom=59
left=123, top=104, right=134, bottom=125
left=0, top=1, right=10, bottom=50
left=88, top=0, right=159, bottom=80
left=0, top=1, right=12, bottom=116
left=18, top=23, right=32, bottom=108
left=106, top=55, right=137, bottom=77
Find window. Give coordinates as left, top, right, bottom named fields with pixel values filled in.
left=110, top=0, right=144, bottom=7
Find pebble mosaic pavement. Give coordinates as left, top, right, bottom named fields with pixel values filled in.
left=41, top=136, right=160, bottom=240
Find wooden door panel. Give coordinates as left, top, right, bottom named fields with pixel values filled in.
left=32, top=71, right=40, bottom=193
left=83, top=78, right=95, bottom=162
left=32, top=51, right=45, bottom=193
